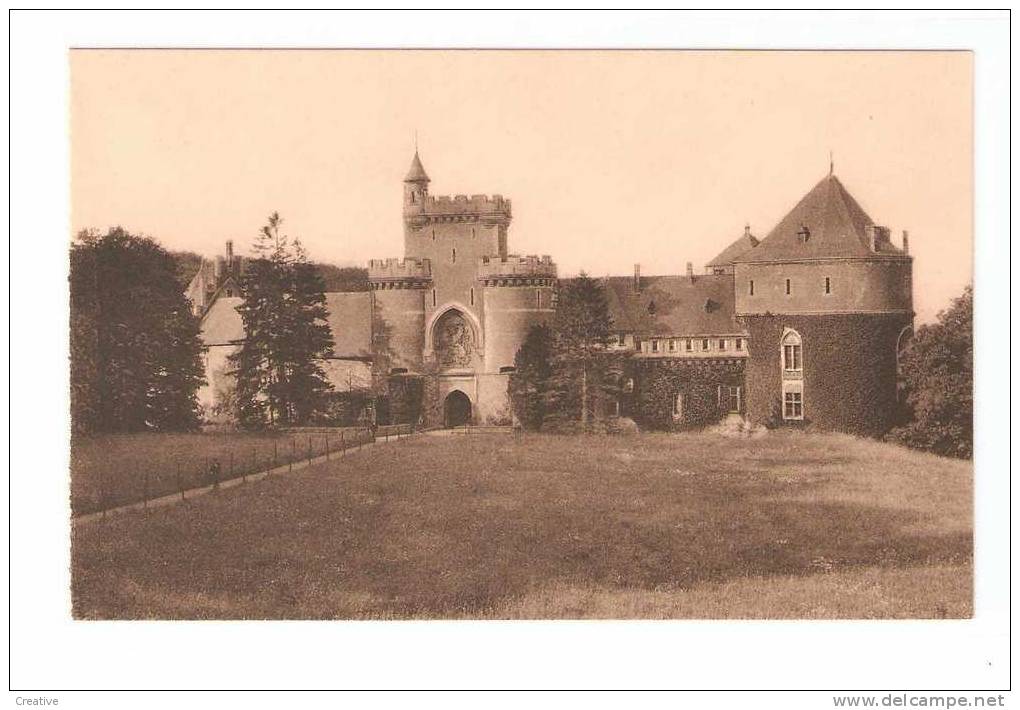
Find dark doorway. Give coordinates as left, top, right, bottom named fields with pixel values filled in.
left=444, top=390, right=472, bottom=428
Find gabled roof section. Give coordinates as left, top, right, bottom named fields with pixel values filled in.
left=735, top=173, right=905, bottom=263
left=199, top=296, right=244, bottom=346
left=600, top=274, right=746, bottom=337
left=324, top=292, right=373, bottom=358
left=707, top=227, right=759, bottom=267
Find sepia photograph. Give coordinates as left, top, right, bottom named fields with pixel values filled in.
left=68, top=48, right=974, bottom=621
left=7, top=8, right=1010, bottom=702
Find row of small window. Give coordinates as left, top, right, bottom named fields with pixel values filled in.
left=671, top=385, right=742, bottom=417
left=642, top=337, right=744, bottom=353
left=748, top=277, right=833, bottom=296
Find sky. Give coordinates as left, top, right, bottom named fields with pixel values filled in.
left=71, top=50, right=971, bottom=323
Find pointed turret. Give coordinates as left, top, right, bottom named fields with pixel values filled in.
left=404, top=150, right=430, bottom=184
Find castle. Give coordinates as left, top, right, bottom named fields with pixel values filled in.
left=192, top=151, right=913, bottom=434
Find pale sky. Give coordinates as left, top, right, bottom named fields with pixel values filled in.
left=71, top=50, right=972, bottom=323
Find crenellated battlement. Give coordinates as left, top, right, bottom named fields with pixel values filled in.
left=477, top=254, right=557, bottom=285
left=406, top=193, right=512, bottom=220
left=367, top=257, right=433, bottom=285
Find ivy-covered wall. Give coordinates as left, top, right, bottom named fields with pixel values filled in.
left=629, top=358, right=745, bottom=431
left=739, top=312, right=911, bottom=436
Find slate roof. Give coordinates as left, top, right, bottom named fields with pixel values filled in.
left=199, top=297, right=245, bottom=346
left=404, top=151, right=430, bottom=183
left=199, top=292, right=374, bottom=358
left=323, top=292, right=373, bottom=358
left=707, top=228, right=759, bottom=267
left=600, top=274, right=745, bottom=337
left=735, top=173, right=905, bottom=263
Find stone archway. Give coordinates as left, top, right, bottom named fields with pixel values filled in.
left=444, top=390, right=472, bottom=428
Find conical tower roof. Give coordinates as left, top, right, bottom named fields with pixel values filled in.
left=735, top=173, right=903, bottom=263
left=404, top=151, right=430, bottom=183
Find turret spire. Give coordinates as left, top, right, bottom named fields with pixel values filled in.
left=404, top=149, right=430, bottom=183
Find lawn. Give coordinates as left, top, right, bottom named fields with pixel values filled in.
left=71, top=430, right=972, bottom=619
left=70, top=427, right=374, bottom=515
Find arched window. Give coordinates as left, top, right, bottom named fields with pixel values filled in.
left=781, top=330, right=802, bottom=372
left=672, top=392, right=684, bottom=421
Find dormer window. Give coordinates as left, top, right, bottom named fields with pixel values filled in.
left=701, top=339, right=709, bottom=351
left=647, top=300, right=657, bottom=315
left=798, top=225, right=811, bottom=243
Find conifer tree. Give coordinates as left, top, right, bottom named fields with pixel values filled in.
left=508, top=323, right=553, bottom=430
left=230, top=213, right=335, bottom=427
left=545, top=274, right=616, bottom=431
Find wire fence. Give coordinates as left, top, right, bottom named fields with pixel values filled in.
left=74, top=423, right=415, bottom=519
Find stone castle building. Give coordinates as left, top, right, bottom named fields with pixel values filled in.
left=191, top=152, right=913, bottom=434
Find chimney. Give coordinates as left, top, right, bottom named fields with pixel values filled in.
left=686, top=261, right=694, bottom=281
left=214, top=255, right=225, bottom=280
left=902, top=230, right=910, bottom=254
left=866, top=226, right=877, bottom=252
left=225, top=239, right=234, bottom=265
left=633, top=263, right=641, bottom=292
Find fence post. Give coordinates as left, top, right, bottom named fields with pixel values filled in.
left=229, top=450, right=234, bottom=480
left=290, top=439, right=295, bottom=472
left=307, top=436, right=312, bottom=464
left=143, top=469, right=149, bottom=510
left=341, top=430, right=345, bottom=457
left=274, top=441, right=278, bottom=471
left=177, top=460, right=184, bottom=501
left=100, top=468, right=107, bottom=520
left=325, top=436, right=330, bottom=461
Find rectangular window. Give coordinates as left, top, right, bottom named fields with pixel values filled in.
left=729, top=386, right=742, bottom=413
left=685, top=339, right=693, bottom=352
left=719, top=339, right=727, bottom=350
left=618, top=333, right=626, bottom=346
left=536, top=290, right=542, bottom=308
left=783, top=344, right=802, bottom=372
left=669, top=339, right=676, bottom=351
left=749, top=280, right=755, bottom=296
left=432, top=289, right=437, bottom=307
left=452, top=248, right=457, bottom=263
left=651, top=340, right=659, bottom=353
left=470, top=287, right=474, bottom=306
left=702, top=339, right=709, bottom=351
left=735, top=338, right=743, bottom=351
left=785, top=278, right=791, bottom=295
left=825, top=276, right=831, bottom=295
left=783, top=391, right=803, bottom=420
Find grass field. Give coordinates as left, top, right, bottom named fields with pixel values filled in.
left=70, top=428, right=374, bottom=515
left=71, top=430, right=972, bottom=619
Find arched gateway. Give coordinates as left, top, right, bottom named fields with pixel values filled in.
left=444, top=390, right=472, bottom=428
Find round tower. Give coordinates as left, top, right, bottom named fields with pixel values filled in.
left=367, top=257, right=431, bottom=375
left=476, top=254, right=558, bottom=422
left=733, top=172, right=913, bottom=435
left=402, top=151, right=430, bottom=242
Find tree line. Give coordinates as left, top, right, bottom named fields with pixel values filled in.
left=70, top=214, right=336, bottom=434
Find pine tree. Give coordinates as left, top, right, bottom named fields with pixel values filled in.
left=229, top=214, right=335, bottom=427
left=545, top=274, right=615, bottom=431
left=286, top=241, right=335, bottom=423
left=508, top=323, right=553, bottom=430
